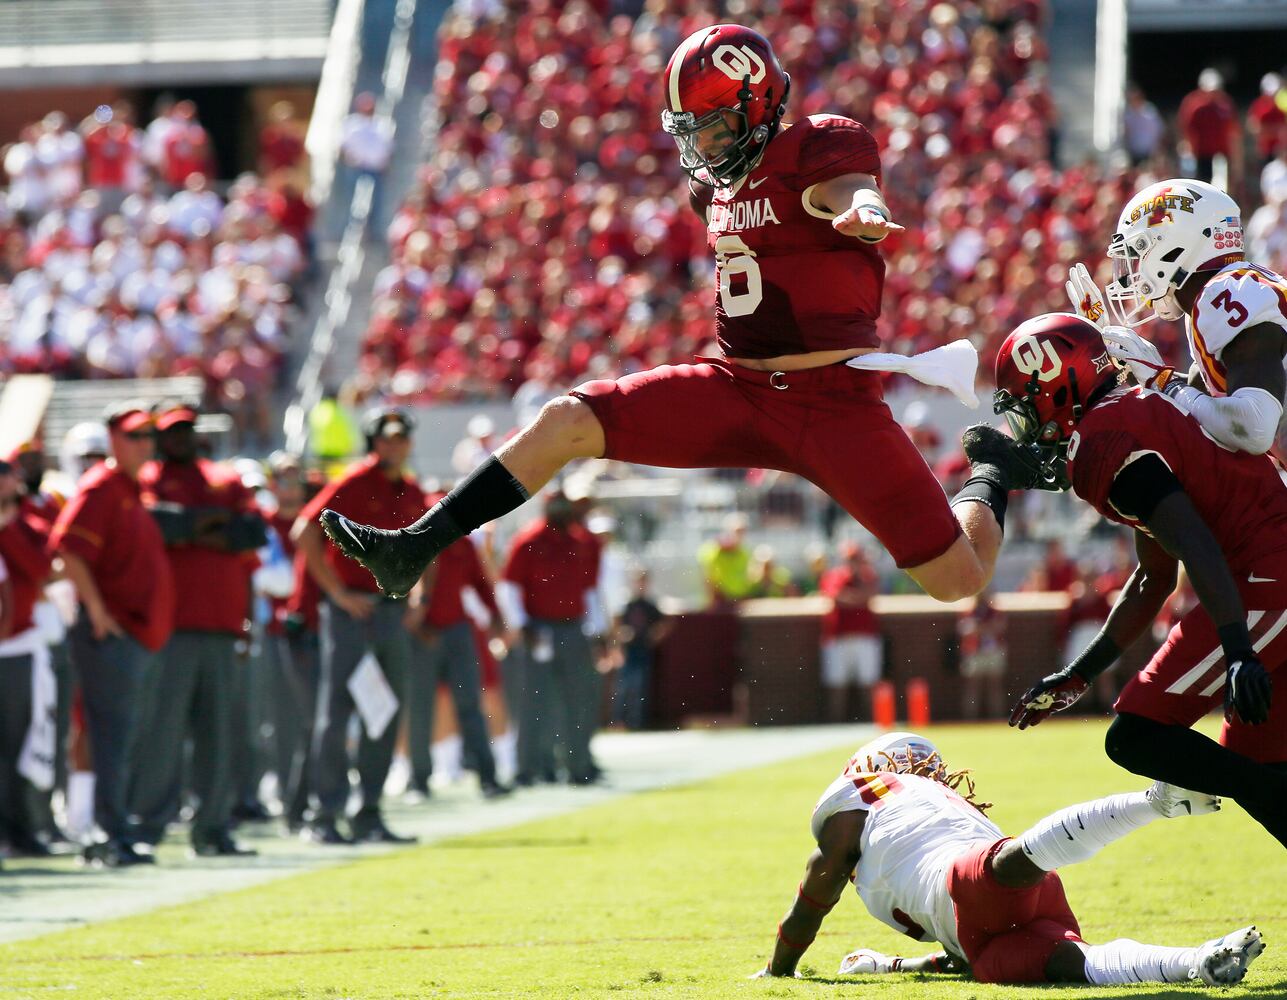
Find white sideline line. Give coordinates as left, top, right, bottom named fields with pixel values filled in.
left=0, top=724, right=873, bottom=945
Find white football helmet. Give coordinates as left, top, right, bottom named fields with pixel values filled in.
left=846, top=731, right=946, bottom=780
left=1105, top=178, right=1244, bottom=327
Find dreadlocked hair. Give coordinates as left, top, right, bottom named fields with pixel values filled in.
left=859, top=750, right=993, bottom=815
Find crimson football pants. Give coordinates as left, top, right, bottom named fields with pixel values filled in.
left=947, top=838, right=1083, bottom=983
left=571, top=359, right=961, bottom=569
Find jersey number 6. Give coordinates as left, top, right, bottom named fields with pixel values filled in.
left=714, top=235, right=764, bottom=317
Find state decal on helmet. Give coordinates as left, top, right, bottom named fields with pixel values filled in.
left=660, top=23, right=790, bottom=188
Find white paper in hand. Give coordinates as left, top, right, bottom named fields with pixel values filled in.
left=347, top=652, right=399, bottom=740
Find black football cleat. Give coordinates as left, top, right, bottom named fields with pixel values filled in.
left=318, top=509, right=428, bottom=599
left=961, top=424, right=1066, bottom=492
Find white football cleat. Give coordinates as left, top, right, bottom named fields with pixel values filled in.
left=1146, top=781, right=1220, bottom=818
left=1195, top=925, right=1265, bottom=986
left=838, top=949, right=905, bottom=975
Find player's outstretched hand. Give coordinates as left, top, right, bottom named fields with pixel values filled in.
left=1066, top=262, right=1109, bottom=330
left=832, top=205, right=904, bottom=242
left=1225, top=655, right=1273, bottom=725
left=1101, top=326, right=1168, bottom=386
left=1009, top=669, right=1089, bottom=730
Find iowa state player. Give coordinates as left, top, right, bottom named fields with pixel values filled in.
left=757, top=732, right=1261, bottom=986
left=994, top=314, right=1287, bottom=850
left=319, top=24, right=1048, bottom=602
left=1066, top=178, right=1287, bottom=457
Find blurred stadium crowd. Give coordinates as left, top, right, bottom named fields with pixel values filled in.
left=1, top=98, right=313, bottom=448
left=0, top=0, right=1285, bottom=865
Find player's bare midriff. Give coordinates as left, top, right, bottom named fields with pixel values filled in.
left=729, top=346, right=879, bottom=372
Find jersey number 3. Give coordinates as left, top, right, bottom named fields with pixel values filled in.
left=714, top=235, right=764, bottom=317
left=1212, top=289, right=1249, bottom=327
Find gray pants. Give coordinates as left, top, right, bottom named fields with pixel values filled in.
left=277, top=628, right=319, bottom=826
left=230, top=632, right=269, bottom=809
left=68, top=617, right=149, bottom=841
left=407, top=621, right=496, bottom=787
left=23, top=641, right=71, bottom=840
left=128, top=630, right=237, bottom=843
left=517, top=621, right=599, bottom=783
left=312, top=598, right=410, bottom=823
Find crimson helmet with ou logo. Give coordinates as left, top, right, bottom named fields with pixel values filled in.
left=660, top=24, right=790, bottom=188
left=993, top=313, right=1121, bottom=483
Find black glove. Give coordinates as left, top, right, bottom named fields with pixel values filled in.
left=225, top=511, right=269, bottom=552
left=149, top=502, right=196, bottom=544
left=1009, top=669, right=1089, bottom=730
left=1225, top=655, right=1273, bottom=725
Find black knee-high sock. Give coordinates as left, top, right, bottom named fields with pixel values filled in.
left=403, top=456, right=530, bottom=554
left=1106, top=713, right=1287, bottom=847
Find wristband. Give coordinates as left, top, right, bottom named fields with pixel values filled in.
left=1217, top=621, right=1254, bottom=661
left=777, top=921, right=814, bottom=951
left=1149, top=368, right=1177, bottom=392
left=797, top=882, right=835, bottom=913
left=1067, top=632, right=1121, bottom=682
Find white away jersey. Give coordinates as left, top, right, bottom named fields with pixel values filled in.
left=811, top=769, right=1002, bottom=956
left=1188, top=261, right=1287, bottom=395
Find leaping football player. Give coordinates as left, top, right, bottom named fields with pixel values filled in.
left=318, top=24, right=1054, bottom=605
left=993, top=313, right=1287, bottom=849
left=756, top=732, right=1264, bottom=987
left=1067, top=178, right=1287, bottom=457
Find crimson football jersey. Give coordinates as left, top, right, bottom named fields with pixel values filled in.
left=693, top=115, right=884, bottom=359
left=1067, top=385, right=1287, bottom=573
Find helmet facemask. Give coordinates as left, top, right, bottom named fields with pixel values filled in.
left=1105, top=231, right=1190, bottom=327
left=992, top=382, right=1074, bottom=490
left=661, top=74, right=787, bottom=188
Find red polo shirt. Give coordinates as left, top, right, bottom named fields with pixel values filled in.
left=299, top=457, right=427, bottom=594
left=502, top=518, right=600, bottom=622
left=423, top=537, right=499, bottom=629
left=49, top=463, right=175, bottom=651
left=140, top=458, right=259, bottom=635
left=819, top=564, right=880, bottom=639
left=1178, top=89, right=1237, bottom=158
left=0, top=513, right=53, bottom=635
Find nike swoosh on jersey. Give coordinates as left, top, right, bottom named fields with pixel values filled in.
left=1248, top=574, right=1277, bottom=583
left=748, top=177, right=766, bottom=189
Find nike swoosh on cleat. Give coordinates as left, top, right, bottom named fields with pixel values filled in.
left=338, top=519, right=367, bottom=553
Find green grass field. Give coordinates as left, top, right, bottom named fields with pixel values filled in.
left=2, top=719, right=1284, bottom=999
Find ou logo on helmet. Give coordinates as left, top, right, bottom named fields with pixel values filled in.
left=1012, top=335, right=1063, bottom=383
left=712, top=44, right=766, bottom=84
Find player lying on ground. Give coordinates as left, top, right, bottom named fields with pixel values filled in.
left=757, top=732, right=1264, bottom=986
left=319, top=23, right=1057, bottom=606
left=1066, top=178, right=1286, bottom=457
left=993, top=313, right=1287, bottom=849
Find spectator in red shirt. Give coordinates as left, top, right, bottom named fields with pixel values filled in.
left=1178, top=68, right=1242, bottom=187
left=258, top=100, right=307, bottom=175
left=161, top=110, right=216, bottom=189
left=294, top=406, right=425, bottom=845
left=404, top=523, right=510, bottom=800
left=1021, top=539, right=1078, bottom=594
left=129, top=404, right=263, bottom=857
left=1249, top=73, right=1287, bottom=168
left=81, top=102, right=140, bottom=213
left=49, top=402, right=175, bottom=867
left=497, top=489, right=604, bottom=786
left=818, top=541, right=883, bottom=723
